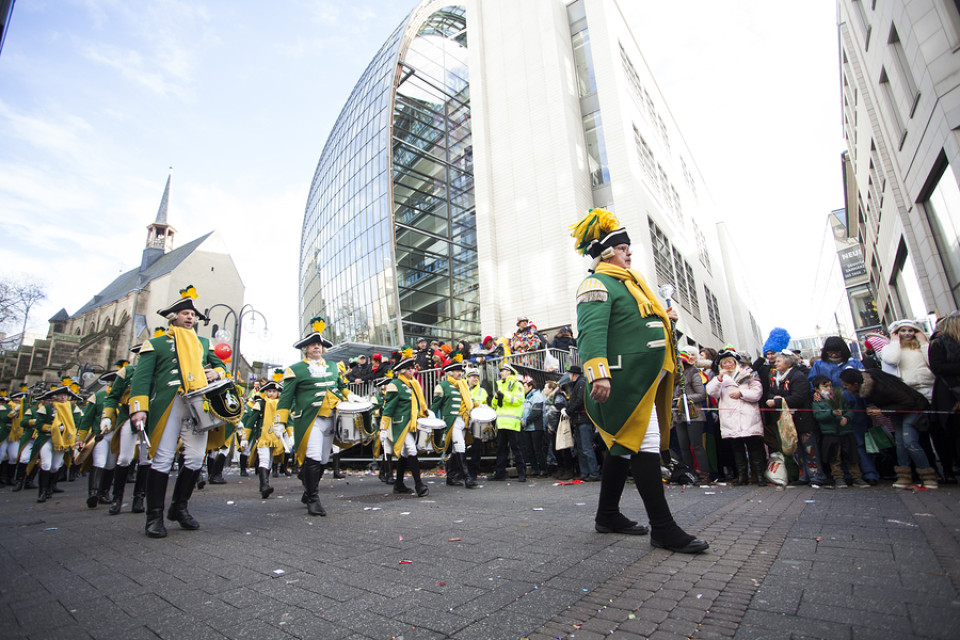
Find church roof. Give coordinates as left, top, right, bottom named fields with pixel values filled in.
left=155, top=169, right=171, bottom=226
left=48, top=308, right=69, bottom=323
left=71, top=232, right=214, bottom=317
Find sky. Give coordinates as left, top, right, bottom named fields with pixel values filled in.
left=0, top=0, right=847, bottom=364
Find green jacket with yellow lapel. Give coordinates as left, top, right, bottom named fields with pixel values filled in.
left=127, top=333, right=227, bottom=459
left=576, top=271, right=675, bottom=456
left=79, top=389, right=109, bottom=441
left=430, top=376, right=474, bottom=450
left=381, top=375, right=427, bottom=457
left=276, top=358, right=350, bottom=465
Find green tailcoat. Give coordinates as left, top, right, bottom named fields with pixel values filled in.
left=576, top=272, right=675, bottom=455
left=127, top=333, right=227, bottom=459
left=276, top=359, right=349, bottom=465
left=382, top=376, right=426, bottom=457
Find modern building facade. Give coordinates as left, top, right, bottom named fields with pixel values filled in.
left=300, top=0, right=763, bottom=355
left=837, top=1, right=960, bottom=323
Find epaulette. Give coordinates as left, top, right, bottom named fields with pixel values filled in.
left=138, top=340, right=155, bottom=353
left=384, top=385, right=398, bottom=394
left=283, top=367, right=296, bottom=380
left=577, top=277, right=608, bottom=303
left=434, top=384, right=444, bottom=397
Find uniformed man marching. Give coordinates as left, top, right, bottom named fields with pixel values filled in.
left=572, top=208, right=707, bottom=553
left=103, top=346, right=149, bottom=515
left=431, top=360, right=475, bottom=488
left=276, top=317, right=355, bottom=517
left=32, top=382, right=83, bottom=503
left=240, top=371, right=285, bottom=499
left=128, top=286, right=228, bottom=538
left=381, top=357, right=430, bottom=497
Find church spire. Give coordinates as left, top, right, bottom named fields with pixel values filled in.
left=141, top=167, right=178, bottom=271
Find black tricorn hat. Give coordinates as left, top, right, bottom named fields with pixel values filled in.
left=157, top=285, right=208, bottom=321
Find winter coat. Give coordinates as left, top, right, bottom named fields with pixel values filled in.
left=672, top=365, right=706, bottom=424
left=767, top=367, right=816, bottom=434
left=521, top=388, right=546, bottom=431
left=927, top=332, right=960, bottom=427
left=880, top=341, right=935, bottom=401
left=808, top=357, right=864, bottom=390
left=566, top=375, right=589, bottom=424
left=811, top=396, right=854, bottom=436
left=856, top=369, right=929, bottom=412
left=550, top=335, right=577, bottom=352
left=705, top=368, right=763, bottom=439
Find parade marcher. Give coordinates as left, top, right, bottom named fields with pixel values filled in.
left=571, top=208, right=708, bottom=553
left=240, top=373, right=284, bottom=499
left=103, top=347, right=149, bottom=515
left=431, top=360, right=475, bottom=488
left=0, top=389, right=19, bottom=487
left=11, top=386, right=41, bottom=492
left=464, top=367, right=487, bottom=484
left=487, top=363, right=526, bottom=482
left=78, top=370, right=119, bottom=508
left=372, top=377, right=395, bottom=483
left=277, top=317, right=357, bottom=516
left=381, top=357, right=430, bottom=497
left=32, top=382, right=83, bottom=503
left=128, top=286, right=228, bottom=538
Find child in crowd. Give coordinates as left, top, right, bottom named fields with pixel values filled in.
left=811, top=375, right=870, bottom=488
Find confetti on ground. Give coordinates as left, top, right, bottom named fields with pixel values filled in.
left=914, top=513, right=932, bottom=517
left=886, top=519, right=918, bottom=527
left=533, top=508, right=544, bottom=511
left=399, top=560, right=413, bottom=565
left=44, top=527, right=57, bottom=531
left=436, top=581, right=446, bottom=586
left=448, top=537, right=462, bottom=542
left=805, top=500, right=816, bottom=503
left=575, top=502, right=586, bottom=506
left=273, top=569, right=285, bottom=575
left=453, top=519, right=464, bottom=523
left=704, top=491, right=716, bottom=495
left=556, top=479, right=583, bottom=485
left=400, top=512, right=410, bottom=515
left=227, top=501, right=235, bottom=505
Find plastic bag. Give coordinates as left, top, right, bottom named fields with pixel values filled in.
left=764, top=452, right=788, bottom=486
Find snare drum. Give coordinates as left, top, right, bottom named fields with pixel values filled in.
left=337, top=412, right=361, bottom=443
left=181, top=379, right=244, bottom=433
left=469, top=404, right=497, bottom=440
left=416, top=417, right=445, bottom=452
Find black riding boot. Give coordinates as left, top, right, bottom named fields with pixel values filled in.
left=49, top=470, right=61, bottom=495
left=144, top=468, right=169, bottom=538
left=460, top=453, right=476, bottom=488
left=595, top=454, right=647, bottom=534
left=732, top=445, right=749, bottom=486
left=11, top=462, right=26, bottom=491
left=446, top=455, right=463, bottom=486
left=748, top=438, right=768, bottom=487
left=630, top=453, right=708, bottom=554
left=131, top=464, right=148, bottom=513
left=0, top=460, right=9, bottom=486
left=209, top=454, right=226, bottom=485
left=239, top=454, right=249, bottom=477
left=303, top=458, right=326, bottom=516
left=393, top=457, right=412, bottom=494
left=36, top=470, right=50, bottom=503
left=109, top=465, right=129, bottom=515
left=24, top=466, right=37, bottom=490
left=332, top=453, right=346, bottom=479
left=167, top=468, right=201, bottom=530
left=258, top=467, right=274, bottom=499
left=87, top=467, right=103, bottom=508
left=408, top=456, right=429, bottom=497
left=272, top=462, right=280, bottom=478
left=99, top=468, right=114, bottom=504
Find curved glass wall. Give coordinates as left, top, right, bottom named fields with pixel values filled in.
left=299, top=2, right=476, bottom=346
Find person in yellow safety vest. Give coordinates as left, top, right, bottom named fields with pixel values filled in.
left=465, top=368, right=489, bottom=485
left=487, top=364, right=527, bottom=482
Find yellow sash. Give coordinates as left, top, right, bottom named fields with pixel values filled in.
left=262, top=397, right=279, bottom=427
left=451, top=376, right=474, bottom=418
left=50, top=401, right=77, bottom=451
left=169, top=326, right=208, bottom=392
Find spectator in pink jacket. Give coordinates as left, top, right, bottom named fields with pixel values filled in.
left=706, top=348, right=767, bottom=486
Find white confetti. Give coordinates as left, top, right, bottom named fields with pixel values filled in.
left=273, top=569, right=285, bottom=575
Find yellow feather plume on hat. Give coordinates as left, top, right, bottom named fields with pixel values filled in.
left=272, top=368, right=283, bottom=383
left=153, top=327, right=166, bottom=337
left=310, top=317, right=326, bottom=334
left=20, top=384, right=28, bottom=392
left=61, top=377, right=72, bottom=387
left=401, top=346, right=413, bottom=358
left=337, top=361, right=347, bottom=374
left=453, top=353, right=463, bottom=363
left=570, top=208, right=621, bottom=256
left=179, top=285, right=198, bottom=299
left=385, top=370, right=394, bottom=378
left=70, top=383, right=80, bottom=393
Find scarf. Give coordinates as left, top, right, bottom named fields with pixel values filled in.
left=169, top=326, right=207, bottom=392
left=449, top=375, right=474, bottom=417
left=50, top=401, right=77, bottom=451
left=594, top=262, right=671, bottom=324
left=400, top=374, right=427, bottom=429
left=774, top=367, right=793, bottom=387
left=262, top=397, right=279, bottom=427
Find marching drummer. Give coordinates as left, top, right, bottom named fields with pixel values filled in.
left=381, top=357, right=430, bottom=497
left=372, top=377, right=395, bottom=484
left=31, top=381, right=83, bottom=503
left=240, top=371, right=284, bottom=499
left=276, top=317, right=355, bottom=517
left=78, top=369, right=120, bottom=509
left=465, top=368, right=489, bottom=486
left=128, top=285, right=228, bottom=538
left=431, top=360, right=475, bottom=488
left=102, top=345, right=150, bottom=515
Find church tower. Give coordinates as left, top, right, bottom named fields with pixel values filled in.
left=141, top=167, right=178, bottom=271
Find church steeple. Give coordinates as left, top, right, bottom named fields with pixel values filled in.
left=141, top=167, right=178, bottom=271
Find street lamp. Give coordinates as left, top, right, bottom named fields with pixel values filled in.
left=204, top=303, right=269, bottom=377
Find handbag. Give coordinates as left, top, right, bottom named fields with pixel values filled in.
left=555, top=415, right=574, bottom=450
left=865, top=425, right=894, bottom=454
left=777, top=401, right=798, bottom=456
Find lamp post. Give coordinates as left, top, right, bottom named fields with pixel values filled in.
left=57, top=362, right=106, bottom=391
left=204, top=303, right=269, bottom=378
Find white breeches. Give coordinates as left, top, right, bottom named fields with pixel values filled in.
left=617, top=369, right=666, bottom=458
left=257, top=446, right=272, bottom=469
left=451, top=416, right=466, bottom=454
left=117, top=420, right=150, bottom=467
left=19, top=439, right=34, bottom=464
left=0, top=440, right=18, bottom=464
left=150, top=396, right=208, bottom=473
left=38, top=441, right=65, bottom=472
left=305, top=416, right=335, bottom=464
left=399, top=432, right=417, bottom=458
left=91, top=430, right=117, bottom=469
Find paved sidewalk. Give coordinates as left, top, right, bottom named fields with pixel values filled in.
left=1, top=469, right=957, bottom=640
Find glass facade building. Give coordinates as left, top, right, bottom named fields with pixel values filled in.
left=300, top=2, right=477, bottom=345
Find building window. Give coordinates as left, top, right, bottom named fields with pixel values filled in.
left=633, top=125, right=656, bottom=184
left=887, top=25, right=920, bottom=117
left=878, top=68, right=907, bottom=149
left=572, top=29, right=597, bottom=97
left=671, top=247, right=700, bottom=320
left=693, top=220, right=712, bottom=274
left=920, top=157, right=960, bottom=307
left=704, top=285, right=723, bottom=340
left=583, top=111, right=610, bottom=187
left=648, top=218, right=675, bottom=288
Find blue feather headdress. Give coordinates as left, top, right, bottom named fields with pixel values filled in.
left=762, top=328, right=791, bottom=354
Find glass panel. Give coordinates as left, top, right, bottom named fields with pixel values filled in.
left=583, top=111, right=610, bottom=187
left=572, top=29, right=597, bottom=97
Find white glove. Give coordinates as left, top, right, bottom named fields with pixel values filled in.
left=271, top=423, right=284, bottom=437
left=100, top=417, right=113, bottom=433
left=240, top=439, right=248, bottom=450
left=427, top=410, right=436, bottom=419
left=560, top=408, right=568, bottom=418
